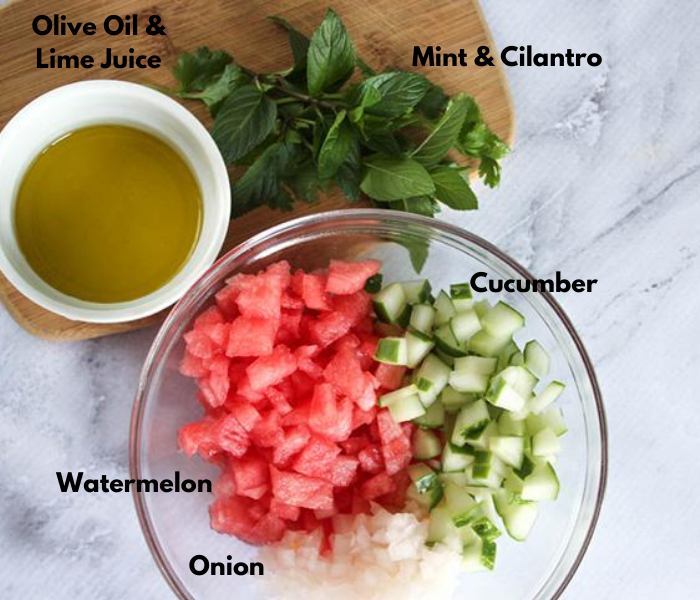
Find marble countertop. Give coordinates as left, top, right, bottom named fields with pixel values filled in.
left=2, top=0, right=699, bottom=598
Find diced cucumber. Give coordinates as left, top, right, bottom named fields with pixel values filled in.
left=532, top=428, right=562, bottom=457
left=489, top=436, right=525, bottom=468
left=468, top=329, right=512, bottom=357
left=444, top=481, right=483, bottom=527
left=434, top=291, right=456, bottom=326
left=450, top=282, right=474, bottom=313
left=434, top=323, right=468, bottom=357
left=434, top=349, right=456, bottom=367
left=472, top=450, right=507, bottom=480
left=466, top=464, right=504, bottom=490
left=500, top=366, right=539, bottom=398
left=482, top=301, right=525, bottom=338
left=496, top=339, right=519, bottom=372
left=529, top=381, right=565, bottom=414
left=474, top=299, right=491, bottom=319
left=454, top=356, right=498, bottom=375
left=449, top=371, right=489, bottom=394
left=439, top=471, right=469, bottom=487
left=427, top=505, right=457, bottom=544
left=524, top=340, right=550, bottom=378
left=387, top=393, right=426, bottom=423
left=450, top=311, right=481, bottom=343
left=513, top=454, right=537, bottom=481
left=373, top=283, right=409, bottom=324
left=494, top=490, right=539, bottom=541
left=406, top=328, right=435, bottom=368
left=486, top=378, right=527, bottom=412
left=414, top=354, right=451, bottom=407
left=442, top=442, right=475, bottom=472
left=471, top=516, right=502, bottom=541
left=408, top=463, right=439, bottom=494
left=521, top=462, right=560, bottom=501
left=402, top=279, right=432, bottom=304
left=526, top=407, right=568, bottom=437
left=379, top=384, right=420, bottom=408
left=374, top=337, right=408, bottom=365
left=462, top=538, right=496, bottom=572
left=409, top=304, right=436, bottom=335
left=412, top=429, right=442, bottom=459
left=364, top=274, right=383, bottom=293
left=465, top=420, right=498, bottom=451
left=497, top=411, right=527, bottom=437
left=452, top=400, right=491, bottom=446
left=440, top=386, right=472, bottom=412
left=414, top=400, right=445, bottom=429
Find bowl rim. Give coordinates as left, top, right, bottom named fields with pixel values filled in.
left=130, top=208, right=608, bottom=600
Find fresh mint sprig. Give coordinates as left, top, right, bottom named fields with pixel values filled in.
left=170, top=9, right=508, bottom=268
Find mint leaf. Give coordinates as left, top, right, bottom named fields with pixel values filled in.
left=411, top=93, right=471, bottom=167
left=289, top=161, right=325, bottom=202
left=335, top=137, right=362, bottom=201
left=318, top=110, right=357, bottom=180
left=431, top=166, right=478, bottom=210
left=416, top=83, right=449, bottom=120
left=232, top=142, right=291, bottom=216
left=389, top=196, right=440, bottom=217
left=399, top=234, right=430, bottom=272
left=358, top=72, right=431, bottom=118
left=307, top=9, right=356, bottom=95
left=357, top=57, right=376, bottom=77
left=173, top=47, right=232, bottom=92
left=179, top=64, right=247, bottom=116
left=269, top=16, right=310, bottom=71
left=361, top=155, right=435, bottom=202
left=363, top=130, right=403, bottom=157
left=213, top=86, right=278, bottom=164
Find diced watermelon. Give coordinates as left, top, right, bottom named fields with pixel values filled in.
left=179, top=351, right=209, bottom=378
left=293, top=271, right=331, bottom=311
left=340, top=435, right=371, bottom=455
left=236, top=269, right=285, bottom=321
left=272, top=425, right=311, bottom=467
left=215, top=413, right=250, bottom=458
left=374, top=363, right=407, bottom=391
left=266, top=387, right=293, bottom=416
left=227, top=401, right=261, bottom=433
left=328, top=455, right=359, bottom=487
left=210, top=496, right=256, bottom=538
left=295, top=345, right=324, bottom=379
left=231, top=454, right=269, bottom=499
left=246, top=345, right=297, bottom=391
left=292, top=435, right=341, bottom=478
left=248, top=511, right=286, bottom=544
left=290, top=371, right=317, bottom=399
left=178, top=418, right=218, bottom=459
left=270, top=498, right=301, bottom=521
left=213, top=469, right=237, bottom=498
left=326, top=260, right=381, bottom=295
left=199, top=322, right=230, bottom=350
left=270, top=467, right=335, bottom=511
left=324, top=345, right=366, bottom=400
left=382, top=433, right=412, bottom=476
left=184, top=329, right=217, bottom=359
left=226, top=317, right=277, bottom=357
left=352, top=405, right=378, bottom=430
left=235, top=374, right=266, bottom=403
left=309, top=384, right=353, bottom=442
left=376, top=408, right=404, bottom=444
left=353, top=375, right=378, bottom=411
left=358, top=444, right=385, bottom=474
left=250, top=410, right=284, bottom=448
left=280, top=401, right=311, bottom=428
left=360, top=472, right=396, bottom=500
left=194, top=305, right=225, bottom=328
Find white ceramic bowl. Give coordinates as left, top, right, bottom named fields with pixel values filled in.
left=0, top=80, right=230, bottom=323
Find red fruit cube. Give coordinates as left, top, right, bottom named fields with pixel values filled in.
left=179, top=351, right=209, bottom=378
left=358, top=444, right=385, bottom=474
left=227, top=317, right=277, bottom=358
left=215, top=413, right=250, bottom=458
left=374, top=363, right=407, bottom=391
left=293, top=271, right=331, bottom=311
left=184, top=329, right=217, bottom=359
left=360, top=472, right=396, bottom=500
left=178, top=418, right=218, bottom=459
left=326, top=260, right=381, bottom=295
left=291, top=435, right=341, bottom=478
left=270, top=498, right=301, bottom=521
left=309, top=384, right=353, bottom=442
left=272, top=425, right=311, bottom=467
left=250, top=410, right=284, bottom=448
left=382, top=434, right=412, bottom=476
left=270, top=467, right=335, bottom=511
left=231, top=454, right=270, bottom=499
left=376, top=408, right=404, bottom=444
left=324, top=345, right=366, bottom=401
left=228, top=401, right=261, bottom=433
left=246, top=345, right=298, bottom=391
left=328, top=455, right=359, bottom=487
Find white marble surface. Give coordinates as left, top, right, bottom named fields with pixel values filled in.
left=2, top=0, right=700, bottom=598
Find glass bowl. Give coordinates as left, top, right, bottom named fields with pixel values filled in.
left=130, top=209, right=607, bottom=600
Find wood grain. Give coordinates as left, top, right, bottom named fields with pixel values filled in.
left=0, top=0, right=514, bottom=340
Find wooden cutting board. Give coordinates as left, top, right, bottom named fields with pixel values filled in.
left=0, top=0, right=514, bottom=340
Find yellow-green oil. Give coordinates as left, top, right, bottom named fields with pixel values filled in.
left=14, top=125, right=202, bottom=303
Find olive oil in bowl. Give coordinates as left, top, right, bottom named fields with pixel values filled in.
left=14, top=125, right=202, bottom=304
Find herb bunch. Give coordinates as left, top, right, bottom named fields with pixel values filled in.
left=170, top=9, right=508, bottom=223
